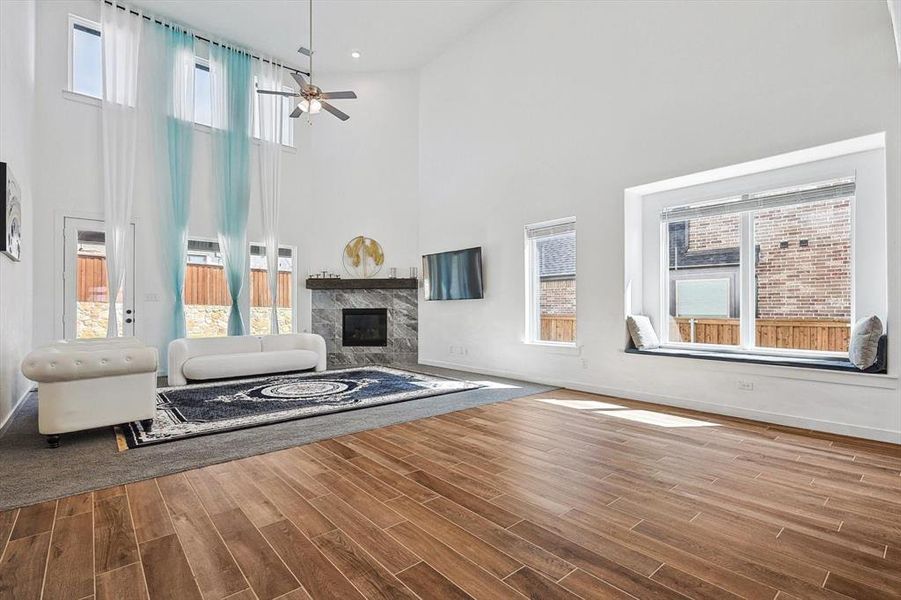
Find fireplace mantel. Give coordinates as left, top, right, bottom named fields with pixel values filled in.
left=305, top=277, right=418, bottom=290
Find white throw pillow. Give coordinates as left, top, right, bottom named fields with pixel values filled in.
left=849, top=315, right=883, bottom=370
left=627, top=315, right=660, bottom=350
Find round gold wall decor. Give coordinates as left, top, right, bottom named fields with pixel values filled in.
left=342, top=236, right=385, bottom=278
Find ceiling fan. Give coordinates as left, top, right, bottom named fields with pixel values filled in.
left=255, top=0, right=357, bottom=121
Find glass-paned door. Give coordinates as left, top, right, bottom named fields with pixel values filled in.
left=63, top=217, right=135, bottom=339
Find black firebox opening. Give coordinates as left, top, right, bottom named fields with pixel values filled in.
left=342, top=308, right=388, bottom=347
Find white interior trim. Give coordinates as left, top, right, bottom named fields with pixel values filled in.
left=625, top=135, right=888, bottom=365
left=889, top=0, right=901, bottom=65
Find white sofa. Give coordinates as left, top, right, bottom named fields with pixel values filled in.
left=21, top=337, right=159, bottom=447
left=167, top=333, right=327, bottom=386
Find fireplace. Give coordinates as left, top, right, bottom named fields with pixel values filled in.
left=342, top=308, right=388, bottom=347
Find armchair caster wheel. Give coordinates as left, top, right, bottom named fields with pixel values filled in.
left=46, top=434, right=60, bottom=448
left=140, top=418, right=154, bottom=432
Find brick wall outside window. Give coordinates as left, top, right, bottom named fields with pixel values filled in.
left=683, top=198, right=851, bottom=320
left=754, top=198, right=850, bottom=320
left=687, top=214, right=740, bottom=251
left=539, top=278, right=576, bottom=316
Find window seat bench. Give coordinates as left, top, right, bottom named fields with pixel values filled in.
left=625, top=337, right=887, bottom=375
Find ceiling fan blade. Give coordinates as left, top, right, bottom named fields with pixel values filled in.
left=320, top=101, right=350, bottom=121
left=320, top=91, right=357, bottom=100
left=257, top=89, right=300, bottom=97
left=297, top=46, right=313, bottom=57
left=290, top=71, right=310, bottom=91
left=289, top=104, right=305, bottom=118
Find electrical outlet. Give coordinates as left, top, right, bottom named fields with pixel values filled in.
left=581, top=358, right=588, bottom=369
left=144, top=293, right=160, bottom=302
left=737, top=380, right=754, bottom=391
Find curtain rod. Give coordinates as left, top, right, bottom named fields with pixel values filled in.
left=102, top=0, right=310, bottom=77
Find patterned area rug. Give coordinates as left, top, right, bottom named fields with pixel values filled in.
left=117, top=366, right=481, bottom=449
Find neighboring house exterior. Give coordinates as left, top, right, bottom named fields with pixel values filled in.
left=537, top=235, right=576, bottom=317
left=668, top=197, right=851, bottom=322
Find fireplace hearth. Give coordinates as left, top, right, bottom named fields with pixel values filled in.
left=342, top=308, right=388, bottom=347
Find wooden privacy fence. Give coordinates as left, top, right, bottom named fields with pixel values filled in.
left=672, top=317, right=850, bottom=352
left=77, top=256, right=291, bottom=307
left=541, top=315, right=576, bottom=343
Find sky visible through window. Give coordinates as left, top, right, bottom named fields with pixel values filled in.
left=72, top=24, right=102, bottom=98
left=194, top=63, right=212, bottom=127
left=71, top=22, right=293, bottom=146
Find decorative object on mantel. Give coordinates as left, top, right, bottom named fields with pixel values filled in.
left=0, top=162, right=22, bottom=261
left=343, top=235, right=384, bottom=278
left=409, top=266, right=418, bottom=279
left=310, top=270, right=340, bottom=279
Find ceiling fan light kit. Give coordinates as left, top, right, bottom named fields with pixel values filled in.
left=256, top=0, right=357, bottom=122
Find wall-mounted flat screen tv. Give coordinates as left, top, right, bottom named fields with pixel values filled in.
left=422, top=247, right=484, bottom=301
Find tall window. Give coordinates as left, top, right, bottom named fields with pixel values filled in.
left=184, top=239, right=231, bottom=337
left=66, top=14, right=295, bottom=147
left=194, top=60, right=212, bottom=127
left=252, top=82, right=296, bottom=148
left=525, top=219, right=577, bottom=344
left=249, top=244, right=295, bottom=335
left=662, top=178, right=854, bottom=354
left=69, top=16, right=102, bottom=98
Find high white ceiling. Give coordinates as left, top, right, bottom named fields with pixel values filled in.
left=129, top=0, right=511, bottom=73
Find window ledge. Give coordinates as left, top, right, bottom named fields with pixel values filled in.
left=523, top=340, right=582, bottom=354
left=625, top=346, right=890, bottom=376
left=62, top=90, right=297, bottom=152
left=62, top=89, right=101, bottom=107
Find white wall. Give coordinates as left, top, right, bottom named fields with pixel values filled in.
left=29, top=1, right=419, bottom=355
left=418, top=0, right=901, bottom=442
left=300, top=70, right=420, bottom=331
left=0, top=0, right=36, bottom=428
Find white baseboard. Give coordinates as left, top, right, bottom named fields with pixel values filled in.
left=419, top=358, right=901, bottom=444
left=0, top=383, right=35, bottom=435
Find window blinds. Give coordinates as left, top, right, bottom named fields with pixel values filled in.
left=526, top=220, right=576, bottom=239
left=661, top=178, right=855, bottom=223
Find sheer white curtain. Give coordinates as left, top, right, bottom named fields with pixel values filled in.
left=256, top=59, right=284, bottom=333
left=101, top=2, right=142, bottom=337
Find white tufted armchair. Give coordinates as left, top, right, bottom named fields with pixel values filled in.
left=21, top=337, right=159, bottom=447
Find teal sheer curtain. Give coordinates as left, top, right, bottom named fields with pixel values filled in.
left=163, top=24, right=195, bottom=340
left=144, top=19, right=195, bottom=347
left=210, top=44, right=252, bottom=335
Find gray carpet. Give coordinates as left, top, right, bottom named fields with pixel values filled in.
left=0, top=365, right=554, bottom=510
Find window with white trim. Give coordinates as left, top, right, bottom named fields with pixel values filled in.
left=68, top=15, right=102, bottom=98
left=525, top=218, right=577, bottom=345
left=249, top=244, right=296, bottom=335
left=183, top=239, right=297, bottom=337
left=662, top=178, right=854, bottom=354
left=251, top=80, right=295, bottom=148
left=194, top=59, right=212, bottom=127
left=626, top=136, right=887, bottom=368
left=67, top=15, right=295, bottom=147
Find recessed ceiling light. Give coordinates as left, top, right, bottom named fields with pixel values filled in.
left=350, top=50, right=361, bottom=59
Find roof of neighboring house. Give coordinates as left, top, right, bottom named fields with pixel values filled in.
left=538, top=235, right=575, bottom=278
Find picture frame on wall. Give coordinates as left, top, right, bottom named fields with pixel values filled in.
left=0, top=161, right=22, bottom=262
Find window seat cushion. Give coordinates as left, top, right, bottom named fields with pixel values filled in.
left=625, top=335, right=887, bottom=374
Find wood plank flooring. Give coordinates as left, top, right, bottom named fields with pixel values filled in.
left=1, top=389, right=899, bottom=600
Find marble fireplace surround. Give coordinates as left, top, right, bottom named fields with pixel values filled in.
left=308, top=279, right=418, bottom=368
